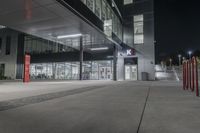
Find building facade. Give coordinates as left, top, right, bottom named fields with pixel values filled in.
left=0, top=0, right=155, bottom=81
left=123, top=0, right=155, bottom=80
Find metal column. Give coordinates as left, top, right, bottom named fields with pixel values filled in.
left=113, top=45, right=118, bottom=81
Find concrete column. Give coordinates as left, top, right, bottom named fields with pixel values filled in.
left=113, top=45, right=118, bottom=81
left=79, top=37, right=83, bottom=80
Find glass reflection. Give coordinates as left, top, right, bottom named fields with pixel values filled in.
left=30, top=60, right=113, bottom=80
left=80, top=0, right=122, bottom=40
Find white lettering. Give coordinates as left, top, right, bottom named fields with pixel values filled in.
left=127, top=49, right=132, bottom=55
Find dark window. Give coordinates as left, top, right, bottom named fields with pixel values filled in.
left=6, top=36, right=11, bottom=55
left=0, top=38, right=2, bottom=52
left=124, top=58, right=138, bottom=65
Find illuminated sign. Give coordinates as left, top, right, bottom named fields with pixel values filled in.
left=126, top=49, right=135, bottom=56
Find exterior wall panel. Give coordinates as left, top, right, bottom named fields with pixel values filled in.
left=0, top=29, right=18, bottom=79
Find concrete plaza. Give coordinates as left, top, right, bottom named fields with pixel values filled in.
left=0, top=80, right=199, bottom=133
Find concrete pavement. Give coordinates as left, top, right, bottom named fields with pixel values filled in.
left=140, top=81, right=200, bottom=133
left=0, top=80, right=114, bottom=101
left=0, top=80, right=199, bottom=133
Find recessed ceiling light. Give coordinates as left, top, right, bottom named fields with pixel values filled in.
left=57, top=34, right=82, bottom=39
left=0, top=25, right=6, bottom=29
left=90, top=47, right=109, bottom=51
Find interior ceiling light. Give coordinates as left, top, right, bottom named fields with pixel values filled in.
left=90, top=47, right=109, bottom=51
left=57, top=34, right=82, bottom=39
left=0, top=25, right=6, bottom=29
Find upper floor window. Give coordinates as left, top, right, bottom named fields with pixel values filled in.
left=134, top=15, right=144, bottom=44
left=95, top=0, right=101, bottom=18
left=101, top=0, right=106, bottom=21
left=87, top=0, right=94, bottom=12
left=124, top=0, right=133, bottom=5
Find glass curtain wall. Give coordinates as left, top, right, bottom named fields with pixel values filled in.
left=82, top=60, right=113, bottom=80
left=95, top=0, right=101, bottom=18
left=80, top=0, right=122, bottom=40
left=134, top=15, right=144, bottom=44
left=30, top=62, right=80, bottom=80
left=87, top=0, right=94, bottom=11
left=24, top=35, right=75, bottom=54
left=30, top=60, right=113, bottom=80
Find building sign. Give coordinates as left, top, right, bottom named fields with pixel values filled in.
left=23, top=54, right=31, bottom=83
left=126, top=49, right=135, bottom=56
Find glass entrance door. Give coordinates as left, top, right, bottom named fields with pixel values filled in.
left=125, top=65, right=137, bottom=80
left=99, top=67, right=112, bottom=80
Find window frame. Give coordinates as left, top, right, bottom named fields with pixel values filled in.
left=134, top=14, right=144, bottom=44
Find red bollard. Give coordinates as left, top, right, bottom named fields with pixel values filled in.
left=193, top=57, right=199, bottom=97
left=183, top=62, right=186, bottom=90
left=186, top=60, right=189, bottom=90
left=23, top=54, right=31, bottom=83
left=182, top=57, right=199, bottom=97
left=191, top=58, right=195, bottom=91
left=189, top=60, right=192, bottom=90
left=182, top=62, right=185, bottom=90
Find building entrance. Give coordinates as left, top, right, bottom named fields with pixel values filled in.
left=125, top=65, right=137, bottom=80
left=99, top=67, right=112, bottom=80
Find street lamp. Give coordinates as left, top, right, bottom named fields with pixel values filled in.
left=178, top=54, right=182, bottom=66
left=188, top=51, right=192, bottom=59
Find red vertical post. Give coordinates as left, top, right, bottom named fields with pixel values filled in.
left=183, top=62, right=186, bottom=90
left=185, top=61, right=187, bottom=89
left=189, top=60, right=191, bottom=89
left=194, top=57, right=199, bottom=96
left=191, top=58, right=195, bottom=91
left=23, top=54, right=31, bottom=83
left=186, top=60, right=189, bottom=89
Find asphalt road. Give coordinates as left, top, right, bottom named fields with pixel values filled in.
left=0, top=81, right=199, bottom=133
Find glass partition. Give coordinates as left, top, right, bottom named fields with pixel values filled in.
left=83, top=61, right=92, bottom=80
left=30, top=60, right=113, bottom=80
left=24, top=36, right=75, bottom=55
left=91, top=61, right=99, bottom=80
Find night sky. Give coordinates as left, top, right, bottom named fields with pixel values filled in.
left=155, top=0, right=200, bottom=63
